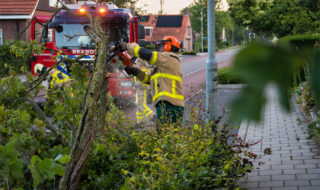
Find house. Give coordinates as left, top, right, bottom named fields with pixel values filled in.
left=140, top=13, right=193, bottom=52
left=0, top=0, right=75, bottom=45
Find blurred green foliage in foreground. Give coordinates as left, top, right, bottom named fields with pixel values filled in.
left=230, top=36, right=320, bottom=122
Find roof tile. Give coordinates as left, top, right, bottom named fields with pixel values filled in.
left=0, top=0, right=38, bottom=15
left=141, top=14, right=190, bottom=42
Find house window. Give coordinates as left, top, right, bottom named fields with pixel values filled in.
left=145, top=29, right=151, bottom=36
left=0, top=29, right=2, bottom=45
left=145, top=27, right=153, bottom=37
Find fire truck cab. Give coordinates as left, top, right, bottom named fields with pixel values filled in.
left=31, top=2, right=145, bottom=107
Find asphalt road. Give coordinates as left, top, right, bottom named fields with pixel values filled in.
left=181, top=48, right=238, bottom=77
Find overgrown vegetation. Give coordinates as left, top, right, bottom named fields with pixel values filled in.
left=229, top=0, right=320, bottom=38
left=182, top=51, right=197, bottom=55
left=0, top=43, right=254, bottom=188
left=218, top=67, right=243, bottom=84
left=0, top=40, right=42, bottom=76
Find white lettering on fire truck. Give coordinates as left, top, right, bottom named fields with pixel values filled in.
left=39, top=53, right=52, bottom=56
left=72, top=49, right=95, bottom=55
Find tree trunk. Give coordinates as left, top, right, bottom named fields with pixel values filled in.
left=58, top=17, right=109, bottom=190
left=260, top=30, right=264, bottom=41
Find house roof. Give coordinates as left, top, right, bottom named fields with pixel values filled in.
left=156, top=15, right=183, bottom=27
left=140, top=14, right=190, bottom=42
left=0, top=0, right=38, bottom=15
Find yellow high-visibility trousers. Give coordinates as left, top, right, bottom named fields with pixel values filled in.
left=135, top=85, right=155, bottom=125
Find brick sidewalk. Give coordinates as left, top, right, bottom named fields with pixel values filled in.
left=238, top=87, right=320, bottom=190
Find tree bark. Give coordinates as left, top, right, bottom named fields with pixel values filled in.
left=58, top=17, right=109, bottom=190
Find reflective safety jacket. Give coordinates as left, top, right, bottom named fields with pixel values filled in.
left=48, top=68, right=71, bottom=90
left=133, top=58, right=153, bottom=88
left=133, top=58, right=155, bottom=124
left=126, top=43, right=184, bottom=108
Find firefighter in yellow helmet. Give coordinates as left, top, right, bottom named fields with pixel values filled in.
left=132, top=57, right=155, bottom=125
left=34, top=63, right=72, bottom=91
left=118, top=36, right=184, bottom=125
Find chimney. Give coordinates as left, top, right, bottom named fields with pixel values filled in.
left=185, top=7, right=189, bottom=16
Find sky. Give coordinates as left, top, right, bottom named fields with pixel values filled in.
left=136, top=0, right=195, bottom=14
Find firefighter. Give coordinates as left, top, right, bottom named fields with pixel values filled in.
left=117, top=36, right=184, bottom=126
left=34, top=63, right=72, bottom=91
left=132, top=57, right=155, bottom=125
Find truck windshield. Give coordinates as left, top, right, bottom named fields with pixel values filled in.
left=55, top=24, right=95, bottom=49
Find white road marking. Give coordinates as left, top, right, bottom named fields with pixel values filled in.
left=184, top=67, right=206, bottom=77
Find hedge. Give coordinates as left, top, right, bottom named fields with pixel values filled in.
left=182, top=51, right=197, bottom=55
left=277, top=34, right=320, bottom=49
left=218, top=67, right=243, bottom=84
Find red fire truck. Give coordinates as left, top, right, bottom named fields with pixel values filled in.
left=31, top=2, right=144, bottom=107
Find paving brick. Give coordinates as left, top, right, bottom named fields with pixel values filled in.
left=284, top=180, right=310, bottom=187
left=304, top=159, right=320, bottom=164
left=281, top=146, right=301, bottom=150
left=307, top=168, right=320, bottom=174
left=247, top=171, right=259, bottom=177
left=259, top=180, right=284, bottom=187
left=271, top=175, right=295, bottom=181
left=310, top=180, right=320, bottom=186
left=240, top=181, right=258, bottom=188
left=295, top=164, right=318, bottom=169
left=282, top=160, right=304, bottom=165
left=272, top=165, right=294, bottom=170
left=283, top=169, right=306, bottom=175
left=260, top=169, right=282, bottom=176
left=272, top=187, right=297, bottom=190
left=238, top=87, right=320, bottom=189
left=247, top=175, right=272, bottom=182
left=297, top=186, right=320, bottom=190
left=296, top=174, right=320, bottom=180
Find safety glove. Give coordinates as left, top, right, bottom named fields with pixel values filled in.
left=109, top=42, right=127, bottom=52
left=124, top=65, right=139, bottom=76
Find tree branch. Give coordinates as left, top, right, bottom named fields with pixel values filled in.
left=26, top=97, right=67, bottom=146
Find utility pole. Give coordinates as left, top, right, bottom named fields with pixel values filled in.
left=201, top=7, right=205, bottom=52
left=206, top=0, right=218, bottom=122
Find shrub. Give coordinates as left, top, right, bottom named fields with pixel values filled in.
left=79, top=120, right=254, bottom=189
left=182, top=51, right=197, bottom=55
left=218, top=67, right=243, bottom=84
left=277, top=34, right=320, bottom=49
left=0, top=40, right=44, bottom=77
left=0, top=62, right=253, bottom=189
left=0, top=44, right=26, bottom=76
left=203, top=47, right=208, bottom=52
left=294, top=82, right=315, bottom=111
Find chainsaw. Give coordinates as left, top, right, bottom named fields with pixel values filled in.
left=84, top=25, right=134, bottom=73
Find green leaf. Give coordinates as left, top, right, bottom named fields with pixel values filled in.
left=31, top=155, right=41, bottom=165
left=55, top=154, right=71, bottom=165
left=37, top=159, right=55, bottom=179
left=230, top=42, right=303, bottom=121
left=53, top=163, right=65, bottom=176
